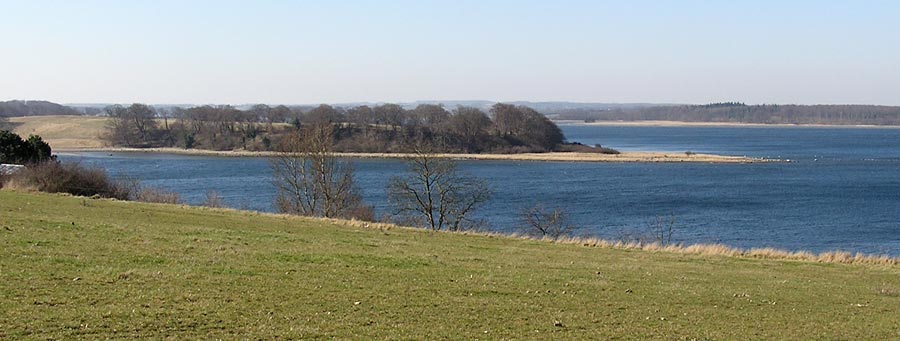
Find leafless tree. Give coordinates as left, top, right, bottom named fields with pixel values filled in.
left=104, top=104, right=160, bottom=147
left=518, top=205, right=575, bottom=239
left=270, top=123, right=369, bottom=219
left=489, top=103, right=564, bottom=151
left=304, top=104, right=343, bottom=125
left=387, top=149, right=491, bottom=231
left=447, top=107, right=492, bottom=153
left=648, top=213, right=677, bottom=246
left=203, top=190, right=225, bottom=208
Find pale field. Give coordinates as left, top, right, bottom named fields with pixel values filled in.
left=2, top=115, right=108, bottom=148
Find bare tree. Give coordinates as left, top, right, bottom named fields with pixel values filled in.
left=648, top=213, right=677, bottom=246
left=387, top=150, right=491, bottom=231
left=447, top=107, right=492, bottom=153
left=203, top=190, right=225, bottom=208
left=304, top=104, right=343, bottom=125
left=270, top=123, right=369, bottom=219
left=104, top=104, right=159, bottom=147
left=518, top=205, right=575, bottom=239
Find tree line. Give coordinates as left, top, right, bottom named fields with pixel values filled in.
left=103, top=103, right=577, bottom=153
left=555, top=103, right=900, bottom=126
left=0, top=100, right=81, bottom=117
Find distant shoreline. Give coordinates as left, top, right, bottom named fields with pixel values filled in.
left=56, top=147, right=774, bottom=164
left=554, top=119, right=900, bottom=129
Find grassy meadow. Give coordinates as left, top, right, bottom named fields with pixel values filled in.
left=1, top=190, right=899, bottom=339
left=1, top=115, right=109, bottom=149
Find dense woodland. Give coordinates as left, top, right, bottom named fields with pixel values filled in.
left=0, top=100, right=80, bottom=117
left=103, top=103, right=581, bottom=153
left=554, top=103, right=900, bottom=125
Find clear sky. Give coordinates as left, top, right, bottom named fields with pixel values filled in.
left=1, top=0, right=898, bottom=105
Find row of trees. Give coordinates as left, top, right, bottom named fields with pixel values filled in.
left=104, top=103, right=569, bottom=153
left=555, top=103, right=900, bottom=126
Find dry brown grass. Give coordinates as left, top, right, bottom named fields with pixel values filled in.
left=134, top=187, right=182, bottom=204
left=121, top=203, right=891, bottom=266
left=4, top=115, right=109, bottom=149
left=1, top=176, right=39, bottom=192
left=317, top=216, right=899, bottom=266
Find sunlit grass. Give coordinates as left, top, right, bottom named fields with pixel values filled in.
left=1, top=190, right=898, bottom=339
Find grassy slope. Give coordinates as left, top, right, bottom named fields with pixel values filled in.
left=1, top=191, right=898, bottom=339
left=2, top=115, right=108, bottom=149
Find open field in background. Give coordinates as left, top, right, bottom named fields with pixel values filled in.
left=4, top=116, right=766, bottom=162
left=1, top=190, right=898, bottom=339
left=1, top=115, right=108, bottom=149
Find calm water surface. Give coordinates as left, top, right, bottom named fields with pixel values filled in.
left=60, top=125, right=900, bottom=255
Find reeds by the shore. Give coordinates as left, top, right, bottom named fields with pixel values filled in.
left=331, top=217, right=899, bottom=266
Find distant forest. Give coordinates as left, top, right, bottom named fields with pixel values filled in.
left=553, top=102, right=900, bottom=126
left=0, top=100, right=80, bottom=117
left=7, top=99, right=900, bottom=128
left=102, top=103, right=597, bottom=154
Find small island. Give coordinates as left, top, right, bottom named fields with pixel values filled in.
left=3, top=102, right=770, bottom=163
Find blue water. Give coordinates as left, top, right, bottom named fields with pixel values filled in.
left=59, top=125, right=900, bottom=255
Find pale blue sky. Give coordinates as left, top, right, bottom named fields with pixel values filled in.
left=1, top=0, right=898, bottom=105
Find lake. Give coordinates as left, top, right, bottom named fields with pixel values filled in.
left=59, top=124, right=900, bottom=255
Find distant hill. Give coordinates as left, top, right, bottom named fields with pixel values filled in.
left=0, top=100, right=81, bottom=117
left=15, top=100, right=900, bottom=126
left=552, top=102, right=900, bottom=126
left=327, top=101, right=670, bottom=112
left=56, top=101, right=675, bottom=114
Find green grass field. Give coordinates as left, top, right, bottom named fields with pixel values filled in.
left=1, top=190, right=898, bottom=339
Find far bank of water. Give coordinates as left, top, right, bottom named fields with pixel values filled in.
left=59, top=125, right=900, bottom=255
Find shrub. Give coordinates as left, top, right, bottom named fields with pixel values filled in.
left=555, top=142, right=620, bottom=154
left=518, top=205, right=575, bottom=239
left=135, top=187, right=181, bottom=204
left=597, top=146, right=621, bottom=154
left=202, top=190, right=224, bottom=208
left=341, top=204, right=376, bottom=222
left=490, top=145, right=538, bottom=154
left=5, top=161, right=132, bottom=199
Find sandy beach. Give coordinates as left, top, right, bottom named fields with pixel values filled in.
left=57, top=147, right=773, bottom=163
